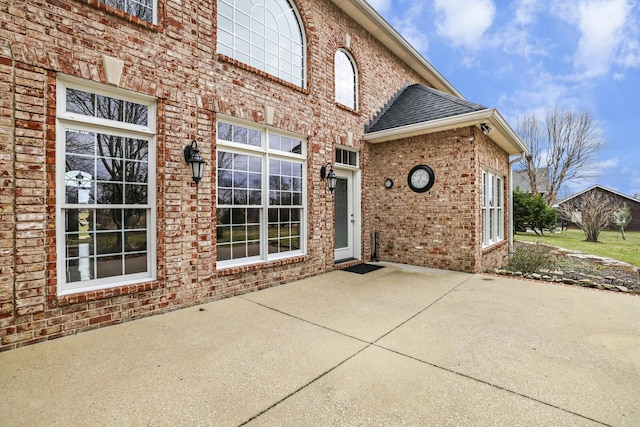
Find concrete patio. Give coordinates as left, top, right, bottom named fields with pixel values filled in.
left=1, top=262, right=639, bottom=426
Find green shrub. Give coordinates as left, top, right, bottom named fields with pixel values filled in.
left=509, top=243, right=556, bottom=274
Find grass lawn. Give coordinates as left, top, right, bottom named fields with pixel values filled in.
left=515, top=229, right=640, bottom=267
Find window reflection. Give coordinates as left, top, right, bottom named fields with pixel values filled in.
left=66, top=89, right=148, bottom=125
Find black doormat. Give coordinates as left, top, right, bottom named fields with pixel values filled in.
left=340, top=263, right=384, bottom=274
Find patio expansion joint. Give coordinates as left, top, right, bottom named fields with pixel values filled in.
left=240, top=275, right=613, bottom=426
left=372, top=344, right=612, bottom=427
left=236, top=276, right=477, bottom=426
left=368, top=273, right=612, bottom=427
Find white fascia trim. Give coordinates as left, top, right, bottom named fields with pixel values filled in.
left=364, top=109, right=529, bottom=156
left=330, top=0, right=461, bottom=98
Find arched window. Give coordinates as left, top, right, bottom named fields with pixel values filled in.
left=334, top=49, right=357, bottom=110
left=217, top=0, right=305, bottom=87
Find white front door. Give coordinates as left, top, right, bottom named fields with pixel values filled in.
left=334, top=169, right=355, bottom=261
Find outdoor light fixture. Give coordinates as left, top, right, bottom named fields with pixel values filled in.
left=184, top=140, right=206, bottom=186
left=320, top=162, right=337, bottom=193
left=480, top=123, right=493, bottom=135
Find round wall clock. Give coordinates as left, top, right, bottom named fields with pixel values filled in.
left=384, top=178, right=394, bottom=189
left=408, top=165, right=435, bottom=193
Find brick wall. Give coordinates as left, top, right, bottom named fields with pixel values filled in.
left=363, top=126, right=511, bottom=273
left=476, top=129, right=511, bottom=271
left=0, top=0, right=518, bottom=350
left=0, top=0, right=442, bottom=350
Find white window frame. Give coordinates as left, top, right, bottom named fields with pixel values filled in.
left=334, top=49, right=358, bottom=110
left=482, top=168, right=504, bottom=247
left=216, top=118, right=307, bottom=269
left=217, top=0, right=306, bottom=87
left=56, top=75, right=157, bottom=296
left=102, top=0, right=157, bottom=24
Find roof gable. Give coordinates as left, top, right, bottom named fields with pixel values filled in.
left=366, top=84, right=487, bottom=133
left=555, top=185, right=640, bottom=206
left=363, top=84, right=527, bottom=156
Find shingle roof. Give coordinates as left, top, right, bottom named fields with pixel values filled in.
left=366, top=84, right=488, bottom=133
left=513, top=168, right=550, bottom=194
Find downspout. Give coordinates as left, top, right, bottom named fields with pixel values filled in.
left=508, top=154, right=524, bottom=254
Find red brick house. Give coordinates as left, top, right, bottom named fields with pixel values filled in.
left=0, top=0, right=526, bottom=350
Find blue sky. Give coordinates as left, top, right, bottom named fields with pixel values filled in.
left=367, top=0, right=640, bottom=199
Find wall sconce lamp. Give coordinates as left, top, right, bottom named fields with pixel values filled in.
left=184, top=140, right=206, bottom=186
left=480, top=123, right=493, bottom=135
left=320, top=162, right=337, bottom=193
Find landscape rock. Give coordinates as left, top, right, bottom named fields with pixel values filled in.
left=578, top=279, right=596, bottom=288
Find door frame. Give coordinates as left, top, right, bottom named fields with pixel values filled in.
left=334, top=166, right=361, bottom=262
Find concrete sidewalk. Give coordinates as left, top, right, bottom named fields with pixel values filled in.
left=1, top=262, right=639, bottom=426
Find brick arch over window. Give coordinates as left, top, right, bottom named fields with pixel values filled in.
left=217, top=0, right=306, bottom=87
left=334, top=48, right=358, bottom=110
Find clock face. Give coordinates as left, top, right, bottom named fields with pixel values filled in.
left=408, top=165, right=435, bottom=193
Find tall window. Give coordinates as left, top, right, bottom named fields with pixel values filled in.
left=56, top=76, right=156, bottom=295
left=100, top=0, right=155, bottom=23
left=217, top=0, right=305, bottom=87
left=482, top=169, right=504, bottom=247
left=334, top=49, right=357, bottom=109
left=217, top=121, right=306, bottom=268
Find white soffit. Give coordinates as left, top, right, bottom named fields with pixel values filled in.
left=331, top=0, right=462, bottom=98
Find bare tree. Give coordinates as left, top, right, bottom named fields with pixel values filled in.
left=557, top=190, right=624, bottom=242
left=516, top=107, right=603, bottom=205
left=515, top=114, right=544, bottom=197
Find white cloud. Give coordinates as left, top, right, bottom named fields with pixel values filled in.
left=513, top=0, right=542, bottom=25
left=367, top=0, right=393, bottom=14
left=497, top=0, right=551, bottom=58
left=387, top=1, right=430, bottom=53
left=434, top=0, right=496, bottom=48
left=554, top=0, right=640, bottom=79
left=574, top=0, right=631, bottom=78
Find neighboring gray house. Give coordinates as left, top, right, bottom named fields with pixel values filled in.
left=513, top=168, right=550, bottom=196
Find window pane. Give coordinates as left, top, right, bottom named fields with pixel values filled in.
left=96, top=182, right=124, bottom=204
left=96, top=232, right=122, bottom=254
left=124, top=209, right=146, bottom=229
left=96, top=158, right=123, bottom=181
left=125, top=138, right=149, bottom=161
left=218, top=123, right=233, bottom=142
left=66, top=89, right=94, bottom=115
left=103, top=0, right=154, bottom=23
left=125, top=231, right=147, bottom=252
left=66, top=255, right=94, bottom=283
left=125, top=253, right=147, bottom=274
left=96, top=254, right=123, bottom=279
left=218, top=189, right=233, bottom=205
left=335, top=50, right=357, bottom=109
left=96, top=95, right=123, bottom=121
left=66, top=231, right=93, bottom=260
left=95, top=209, right=121, bottom=230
